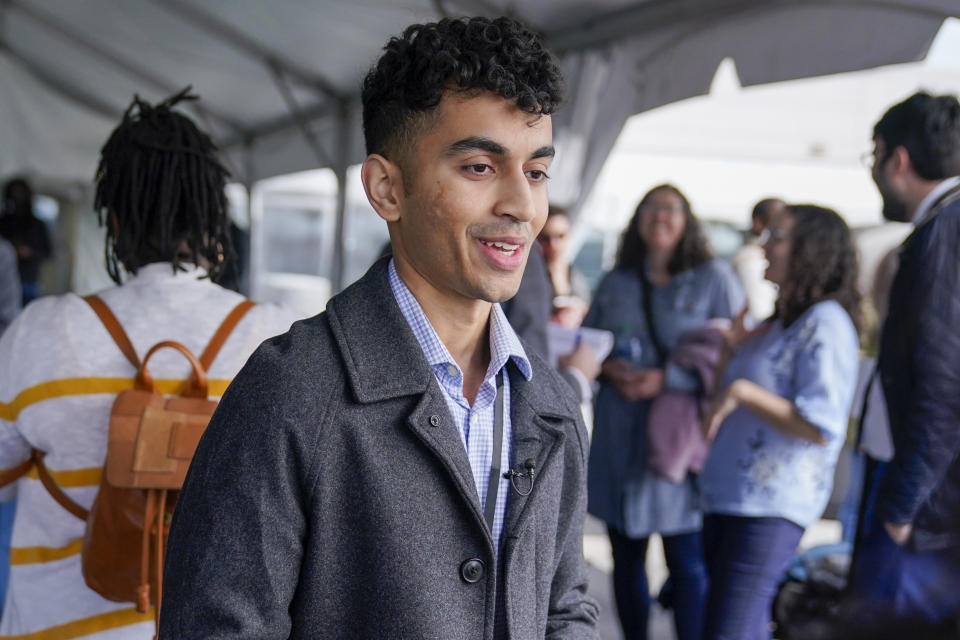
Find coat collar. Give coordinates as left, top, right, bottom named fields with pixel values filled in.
left=327, top=256, right=579, bottom=421
left=327, top=257, right=581, bottom=545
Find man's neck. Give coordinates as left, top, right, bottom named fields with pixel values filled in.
left=910, top=176, right=960, bottom=224
left=394, top=259, right=492, bottom=405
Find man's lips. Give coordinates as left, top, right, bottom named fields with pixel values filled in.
left=475, top=236, right=527, bottom=270
left=477, top=237, right=523, bottom=256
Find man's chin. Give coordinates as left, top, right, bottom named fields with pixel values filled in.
left=476, top=277, right=523, bottom=304
left=881, top=196, right=910, bottom=223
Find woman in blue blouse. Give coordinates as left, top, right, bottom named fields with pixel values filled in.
left=701, top=204, right=861, bottom=640
left=584, top=185, right=744, bottom=640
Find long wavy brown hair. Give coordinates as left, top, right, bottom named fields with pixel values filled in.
left=615, top=184, right=713, bottom=276
left=777, top=204, right=862, bottom=332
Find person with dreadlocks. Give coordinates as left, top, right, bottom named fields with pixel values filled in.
left=0, top=90, right=297, bottom=639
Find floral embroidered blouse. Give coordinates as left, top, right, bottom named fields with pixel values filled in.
left=700, top=300, right=859, bottom=528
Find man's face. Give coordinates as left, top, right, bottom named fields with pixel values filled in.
left=871, top=138, right=910, bottom=222
left=538, top=214, right=571, bottom=265
left=390, top=91, right=554, bottom=304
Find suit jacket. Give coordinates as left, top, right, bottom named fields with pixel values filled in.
left=502, top=244, right=552, bottom=361
left=878, top=182, right=960, bottom=553
left=160, top=257, right=599, bottom=639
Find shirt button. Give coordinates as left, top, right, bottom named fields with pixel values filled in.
left=429, top=415, right=441, bottom=427
left=460, top=558, right=485, bottom=583
left=446, top=364, right=458, bottom=377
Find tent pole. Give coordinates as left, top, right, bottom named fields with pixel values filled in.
left=332, top=100, right=350, bottom=293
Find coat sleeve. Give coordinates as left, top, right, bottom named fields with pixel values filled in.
left=878, top=214, right=960, bottom=525
left=545, top=408, right=600, bottom=638
left=160, top=339, right=317, bottom=639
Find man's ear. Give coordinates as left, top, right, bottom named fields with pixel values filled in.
left=361, top=154, right=404, bottom=223
left=889, top=146, right=914, bottom=178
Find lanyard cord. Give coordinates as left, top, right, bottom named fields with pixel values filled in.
left=483, top=371, right=505, bottom=534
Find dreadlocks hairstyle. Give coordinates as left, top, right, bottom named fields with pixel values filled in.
left=361, top=16, right=564, bottom=163
left=776, top=204, right=862, bottom=332
left=615, top=184, right=713, bottom=276
left=94, top=88, right=233, bottom=284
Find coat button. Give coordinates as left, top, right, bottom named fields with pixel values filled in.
left=429, top=415, right=441, bottom=427
left=460, top=558, right=485, bottom=583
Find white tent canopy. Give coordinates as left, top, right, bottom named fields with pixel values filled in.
left=0, top=0, right=955, bottom=288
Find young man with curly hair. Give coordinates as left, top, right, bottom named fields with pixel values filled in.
left=161, top=17, right=599, bottom=639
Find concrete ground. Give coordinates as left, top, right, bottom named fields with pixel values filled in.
left=583, top=515, right=843, bottom=640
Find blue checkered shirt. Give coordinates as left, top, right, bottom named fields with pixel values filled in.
left=388, top=259, right=532, bottom=554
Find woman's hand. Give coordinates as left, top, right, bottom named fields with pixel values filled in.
left=601, top=358, right=636, bottom=384
left=703, top=381, right=742, bottom=441
left=716, top=307, right=753, bottom=353
left=603, top=360, right=664, bottom=401
left=703, top=378, right=828, bottom=445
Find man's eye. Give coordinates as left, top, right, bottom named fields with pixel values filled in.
left=527, top=170, right=550, bottom=182
left=466, top=164, right=492, bottom=175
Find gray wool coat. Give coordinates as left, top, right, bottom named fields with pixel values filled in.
left=160, top=257, right=600, bottom=639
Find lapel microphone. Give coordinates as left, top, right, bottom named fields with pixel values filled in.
left=503, top=458, right=536, bottom=496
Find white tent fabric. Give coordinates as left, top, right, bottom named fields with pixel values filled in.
left=548, top=1, right=956, bottom=214
left=1, top=0, right=954, bottom=184
left=0, top=0, right=955, bottom=288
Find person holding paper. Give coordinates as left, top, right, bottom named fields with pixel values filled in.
left=583, top=184, right=744, bottom=640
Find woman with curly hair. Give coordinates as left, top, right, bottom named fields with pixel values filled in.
left=584, top=184, right=745, bottom=640
left=700, top=204, right=862, bottom=640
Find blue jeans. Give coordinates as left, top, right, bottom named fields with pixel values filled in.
left=0, top=499, right=14, bottom=619
left=702, top=514, right=803, bottom=640
left=849, top=460, right=960, bottom=624
left=607, top=526, right=707, bottom=640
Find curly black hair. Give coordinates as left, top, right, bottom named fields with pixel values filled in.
left=874, top=91, right=960, bottom=180
left=361, top=16, right=564, bottom=161
left=776, top=204, right=861, bottom=332
left=615, top=184, right=713, bottom=276
left=94, top=88, right=233, bottom=285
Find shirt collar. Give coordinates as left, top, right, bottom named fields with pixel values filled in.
left=388, top=258, right=532, bottom=383
left=123, top=262, right=209, bottom=285
left=913, top=176, right=960, bottom=226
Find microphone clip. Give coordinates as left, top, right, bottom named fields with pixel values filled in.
left=503, top=458, right=536, bottom=496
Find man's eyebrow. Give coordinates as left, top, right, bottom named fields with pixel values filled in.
left=530, top=146, right=555, bottom=160
left=445, top=136, right=506, bottom=157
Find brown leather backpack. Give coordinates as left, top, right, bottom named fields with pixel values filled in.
left=0, top=295, right=254, bottom=628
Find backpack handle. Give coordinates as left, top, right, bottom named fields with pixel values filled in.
left=136, top=341, right=208, bottom=398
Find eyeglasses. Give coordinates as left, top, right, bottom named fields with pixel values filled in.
left=639, top=204, right=684, bottom=215
left=538, top=232, right=567, bottom=243
left=758, top=228, right=790, bottom=244
left=861, top=145, right=892, bottom=171
left=860, top=150, right=882, bottom=170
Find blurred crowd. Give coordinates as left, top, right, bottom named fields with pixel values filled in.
left=0, top=20, right=958, bottom=639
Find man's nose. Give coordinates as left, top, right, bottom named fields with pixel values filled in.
left=497, top=167, right=538, bottom=223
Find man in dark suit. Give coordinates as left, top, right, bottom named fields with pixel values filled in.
left=850, top=92, right=960, bottom=626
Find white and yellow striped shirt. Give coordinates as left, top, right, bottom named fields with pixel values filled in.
left=0, top=263, right=300, bottom=639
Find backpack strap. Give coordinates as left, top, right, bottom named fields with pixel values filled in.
left=84, top=295, right=140, bottom=369
left=29, top=449, right=89, bottom=520
left=183, top=300, right=255, bottom=396
left=198, top=300, right=256, bottom=371
left=0, top=451, right=89, bottom=520
left=0, top=456, right=35, bottom=488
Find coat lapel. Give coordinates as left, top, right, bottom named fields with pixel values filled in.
left=326, top=257, right=582, bottom=547
left=405, top=380, right=489, bottom=539
left=326, top=257, right=488, bottom=541
left=502, top=361, right=572, bottom=539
